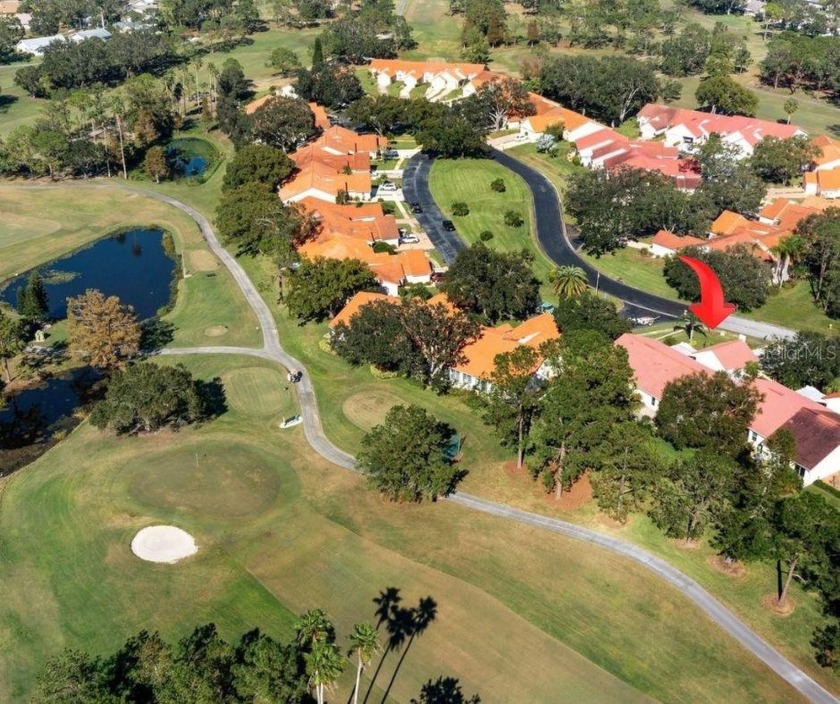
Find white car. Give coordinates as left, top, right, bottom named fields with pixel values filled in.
left=514, top=133, right=529, bottom=142
left=378, top=182, right=398, bottom=192
left=399, top=233, right=420, bottom=244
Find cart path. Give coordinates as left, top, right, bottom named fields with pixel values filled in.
left=87, top=183, right=837, bottom=704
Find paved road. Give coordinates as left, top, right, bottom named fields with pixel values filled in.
left=63, top=183, right=834, bottom=704
left=401, top=154, right=465, bottom=264
left=403, top=151, right=795, bottom=340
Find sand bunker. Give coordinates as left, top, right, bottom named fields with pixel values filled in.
left=131, top=525, right=197, bottom=563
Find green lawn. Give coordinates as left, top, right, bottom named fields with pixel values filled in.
left=427, top=157, right=556, bottom=285
left=0, top=348, right=815, bottom=702
left=581, top=248, right=680, bottom=301
left=506, top=141, right=582, bottom=196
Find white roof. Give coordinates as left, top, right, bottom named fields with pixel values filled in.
left=670, top=342, right=697, bottom=356
left=797, top=385, right=826, bottom=402
left=15, top=34, right=65, bottom=52
left=70, top=27, right=111, bottom=41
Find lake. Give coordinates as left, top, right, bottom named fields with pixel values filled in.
left=0, top=229, right=177, bottom=321
left=168, top=137, right=215, bottom=178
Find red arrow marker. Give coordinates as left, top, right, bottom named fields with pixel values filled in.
left=678, top=255, right=737, bottom=329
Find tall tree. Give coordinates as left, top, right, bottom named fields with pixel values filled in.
left=66, top=289, right=141, bottom=369
left=695, top=75, right=758, bottom=115
left=483, top=344, right=544, bottom=468
left=656, top=370, right=761, bottom=458
left=797, top=208, right=840, bottom=316
left=286, top=257, right=382, bottom=321
left=591, top=422, right=663, bottom=523
left=16, top=269, right=49, bottom=321
left=650, top=452, right=735, bottom=543
left=251, top=96, right=317, bottom=152
left=358, top=404, right=463, bottom=502
left=552, top=291, right=631, bottom=340
left=760, top=331, right=840, bottom=391
left=529, top=330, right=638, bottom=496
left=0, top=309, right=26, bottom=382
left=89, top=362, right=213, bottom=434
left=222, top=143, right=294, bottom=192
left=442, top=243, right=540, bottom=322
left=347, top=624, right=379, bottom=704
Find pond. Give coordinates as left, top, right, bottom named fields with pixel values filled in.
left=0, top=229, right=177, bottom=321
left=167, top=137, right=215, bottom=178
left=0, top=368, right=103, bottom=473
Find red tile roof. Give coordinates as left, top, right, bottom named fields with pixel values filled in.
left=329, top=291, right=395, bottom=329
left=651, top=230, right=706, bottom=251
left=751, top=377, right=824, bottom=439
left=694, top=340, right=758, bottom=371
left=781, top=407, right=840, bottom=470
left=615, top=333, right=708, bottom=399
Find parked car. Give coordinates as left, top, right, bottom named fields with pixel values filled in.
left=515, top=132, right=529, bottom=142
left=442, top=219, right=456, bottom=231
left=399, top=233, right=420, bottom=244
left=430, top=271, right=446, bottom=283
left=378, top=182, right=398, bottom=192
left=409, top=202, right=423, bottom=213
left=384, top=149, right=399, bottom=159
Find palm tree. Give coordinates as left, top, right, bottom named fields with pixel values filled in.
left=347, top=623, right=379, bottom=704
left=674, top=312, right=707, bottom=343
left=306, top=640, right=344, bottom=704
left=549, top=265, right=588, bottom=298
left=110, top=95, right=128, bottom=179
left=771, top=234, right=805, bottom=286
left=295, top=609, right=335, bottom=648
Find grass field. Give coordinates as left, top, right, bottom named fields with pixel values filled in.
left=427, top=157, right=557, bottom=287
left=0, top=184, right=261, bottom=348
left=0, top=350, right=816, bottom=702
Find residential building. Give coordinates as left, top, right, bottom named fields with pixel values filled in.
left=449, top=313, right=560, bottom=392
left=368, top=59, right=486, bottom=101
left=299, top=197, right=399, bottom=246
left=279, top=161, right=372, bottom=203
left=518, top=94, right=602, bottom=142
left=616, top=333, right=839, bottom=485
left=804, top=169, right=840, bottom=199
left=811, top=134, right=840, bottom=171
left=328, top=291, right=395, bottom=330
left=313, top=125, right=385, bottom=156
left=15, top=34, right=65, bottom=55
left=70, top=27, right=111, bottom=42
left=649, top=230, right=706, bottom=258
left=636, top=104, right=805, bottom=157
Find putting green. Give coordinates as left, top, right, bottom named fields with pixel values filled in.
left=221, top=367, right=295, bottom=418
left=126, top=444, right=281, bottom=520
left=342, top=389, right=404, bottom=431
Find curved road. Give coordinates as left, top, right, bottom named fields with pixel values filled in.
left=402, top=151, right=795, bottom=340
left=86, top=184, right=834, bottom=704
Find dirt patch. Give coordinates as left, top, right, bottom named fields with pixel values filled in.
left=503, top=460, right=528, bottom=477
left=597, top=513, right=631, bottom=530
left=544, top=472, right=593, bottom=511
left=204, top=325, right=228, bottom=337
left=188, top=249, right=220, bottom=271
left=762, top=594, right=796, bottom=616
left=675, top=539, right=701, bottom=550
left=708, top=555, right=747, bottom=579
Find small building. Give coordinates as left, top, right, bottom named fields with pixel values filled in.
left=803, top=169, right=840, bottom=199
left=649, top=230, right=706, bottom=258
left=70, top=27, right=111, bottom=42
left=15, top=34, right=65, bottom=56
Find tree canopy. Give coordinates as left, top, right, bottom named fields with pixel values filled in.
left=442, top=243, right=540, bottom=322
left=90, top=362, right=218, bottom=434
left=286, top=257, right=382, bottom=321
left=358, top=404, right=463, bottom=502
left=67, top=289, right=141, bottom=369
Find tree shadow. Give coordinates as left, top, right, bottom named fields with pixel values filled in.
left=197, top=376, right=227, bottom=419
left=410, top=677, right=481, bottom=704
left=140, top=319, right=175, bottom=351
left=826, top=124, right=840, bottom=137
left=0, top=94, right=18, bottom=114
left=362, top=587, right=438, bottom=704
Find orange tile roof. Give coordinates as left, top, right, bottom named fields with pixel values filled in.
left=313, top=125, right=386, bottom=155
left=452, top=313, right=559, bottom=380
left=528, top=92, right=561, bottom=115
left=711, top=210, right=750, bottom=236
left=800, top=196, right=835, bottom=210
left=329, top=291, right=395, bottom=329
left=815, top=168, right=840, bottom=190
left=759, top=198, right=794, bottom=222
left=426, top=292, right=457, bottom=313
left=299, top=197, right=399, bottom=243
left=299, top=197, right=383, bottom=219
left=398, top=249, right=432, bottom=277
left=308, top=102, right=331, bottom=131
left=369, top=58, right=486, bottom=79
left=526, top=106, right=593, bottom=134
left=651, top=230, right=706, bottom=251
left=291, top=144, right=370, bottom=173
left=812, top=134, right=840, bottom=167
left=279, top=162, right=372, bottom=201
